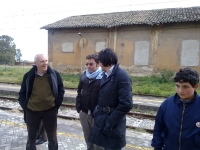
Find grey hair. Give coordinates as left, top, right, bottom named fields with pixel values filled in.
left=34, top=54, right=45, bottom=62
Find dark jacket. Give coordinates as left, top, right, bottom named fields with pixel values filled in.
left=76, top=71, right=101, bottom=114
left=18, top=65, right=65, bottom=111
left=151, top=92, right=200, bottom=150
left=88, top=63, right=133, bottom=149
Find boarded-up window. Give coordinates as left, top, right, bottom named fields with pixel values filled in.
left=181, top=40, right=199, bottom=66
left=134, top=41, right=149, bottom=65
left=95, top=42, right=106, bottom=52
left=62, top=42, right=73, bottom=52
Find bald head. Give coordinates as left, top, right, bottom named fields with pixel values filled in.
left=34, top=54, right=47, bottom=62
left=34, top=54, right=48, bottom=75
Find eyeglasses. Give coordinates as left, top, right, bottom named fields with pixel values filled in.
left=86, top=63, right=95, bottom=66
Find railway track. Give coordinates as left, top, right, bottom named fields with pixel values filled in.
left=0, top=96, right=155, bottom=133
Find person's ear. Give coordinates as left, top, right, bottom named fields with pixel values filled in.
left=194, top=84, right=199, bottom=90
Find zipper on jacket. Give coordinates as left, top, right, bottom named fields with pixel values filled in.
left=179, top=103, right=186, bottom=150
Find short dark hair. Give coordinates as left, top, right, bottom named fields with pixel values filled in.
left=98, top=48, right=118, bottom=67
left=174, top=68, right=199, bottom=87
left=86, top=54, right=99, bottom=64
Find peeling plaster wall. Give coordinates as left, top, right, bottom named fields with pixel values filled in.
left=47, top=22, right=200, bottom=75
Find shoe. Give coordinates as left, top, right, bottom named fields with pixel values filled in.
left=35, top=139, right=47, bottom=145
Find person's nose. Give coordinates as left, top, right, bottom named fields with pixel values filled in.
left=178, top=87, right=183, bottom=93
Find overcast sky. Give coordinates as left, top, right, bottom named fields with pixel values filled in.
left=0, top=0, right=200, bottom=61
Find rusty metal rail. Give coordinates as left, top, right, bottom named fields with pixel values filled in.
left=0, top=96, right=154, bottom=133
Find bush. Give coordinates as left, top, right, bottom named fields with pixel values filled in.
left=160, top=69, right=174, bottom=83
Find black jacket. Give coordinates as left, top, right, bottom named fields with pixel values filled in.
left=88, top=63, right=133, bottom=149
left=76, top=71, right=101, bottom=114
left=18, top=65, right=65, bottom=111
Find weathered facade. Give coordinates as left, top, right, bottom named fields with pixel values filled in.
left=42, top=6, right=200, bottom=75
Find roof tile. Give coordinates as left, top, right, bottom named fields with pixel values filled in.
left=41, top=6, right=200, bottom=29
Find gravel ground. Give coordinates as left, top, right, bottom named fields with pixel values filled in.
left=0, top=99, right=155, bottom=131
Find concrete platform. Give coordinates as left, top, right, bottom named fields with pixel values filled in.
left=0, top=83, right=165, bottom=112
left=0, top=83, right=163, bottom=149
left=0, top=109, right=153, bottom=150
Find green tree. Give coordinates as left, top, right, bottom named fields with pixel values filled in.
left=0, top=35, right=16, bottom=64
left=15, top=49, right=22, bottom=62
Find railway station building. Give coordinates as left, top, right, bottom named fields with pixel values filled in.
left=41, top=6, right=200, bottom=76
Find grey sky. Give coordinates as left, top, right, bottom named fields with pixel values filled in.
left=0, top=0, right=199, bottom=61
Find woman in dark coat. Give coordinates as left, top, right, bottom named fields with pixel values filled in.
left=89, top=48, right=133, bottom=150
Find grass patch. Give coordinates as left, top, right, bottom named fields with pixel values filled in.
left=61, top=73, right=80, bottom=89
left=131, top=75, right=175, bottom=97
left=1, top=65, right=200, bottom=97
left=0, top=65, right=30, bottom=84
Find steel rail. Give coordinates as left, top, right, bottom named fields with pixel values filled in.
left=0, top=96, right=156, bottom=119
left=0, top=96, right=154, bottom=133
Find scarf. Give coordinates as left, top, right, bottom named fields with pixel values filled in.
left=85, top=67, right=103, bottom=79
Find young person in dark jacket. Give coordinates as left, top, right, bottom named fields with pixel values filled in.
left=18, top=54, right=65, bottom=150
left=88, top=48, right=133, bottom=150
left=76, top=54, right=104, bottom=150
left=151, top=68, right=200, bottom=150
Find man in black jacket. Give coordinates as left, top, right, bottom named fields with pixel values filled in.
left=18, top=54, right=65, bottom=150
left=76, top=54, right=103, bottom=150
left=89, top=48, right=133, bottom=150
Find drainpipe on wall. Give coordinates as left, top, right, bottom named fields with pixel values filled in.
left=107, top=28, right=110, bottom=48
left=151, top=24, right=162, bottom=72
left=120, top=43, right=124, bottom=64
left=113, top=27, right=117, bottom=52
left=78, top=32, right=84, bottom=73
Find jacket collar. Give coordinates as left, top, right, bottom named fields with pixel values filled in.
left=173, top=91, right=198, bottom=104
left=28, top=65, right=53, bottom=77
left=108, top=63, right=119, bottom=77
